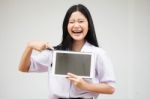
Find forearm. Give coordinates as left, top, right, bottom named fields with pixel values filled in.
left=19, top=44, right=33, bottom=72
left=85, top=82, right=115, bottom=94
left=67, top=73, right=115, bottom=94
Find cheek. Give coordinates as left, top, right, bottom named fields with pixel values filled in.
left=67, top=24, right=72, bottom=31
left=67, top=26, right=72, bottom=35
left=84, top=24, right=89, bottom=32
left=83, top=22, right=88, bottom=29
left=67, top=27, right=70, bottom=34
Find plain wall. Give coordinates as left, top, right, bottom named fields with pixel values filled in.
left=0, top=0, right=150, bottom=99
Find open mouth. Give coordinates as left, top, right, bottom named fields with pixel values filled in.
left=72, top=30, right=83, bottom=34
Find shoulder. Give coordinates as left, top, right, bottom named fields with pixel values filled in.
left=86, top=42, right=106, bottom=55
left=82, top=42, right=107, bottom=57
left=88, top=43, right=111, bottom=63
left=41, top=50, right=52, bottom=56
left=31, top=50, right=53, bottom=59
left=92, top=46, right=105, bottom=54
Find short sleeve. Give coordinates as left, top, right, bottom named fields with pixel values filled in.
left=96, top=49, right=116, bottom=83
left=29, top=50, right=53, bottom=72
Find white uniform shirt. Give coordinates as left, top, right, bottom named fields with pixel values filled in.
left=29, top=41, right=116, bottom=99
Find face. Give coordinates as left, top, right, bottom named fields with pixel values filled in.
left=67, top=11, right=88, bottom=42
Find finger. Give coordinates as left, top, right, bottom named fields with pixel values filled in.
left=67, top=72, right=78, bottom=78
left=67, top=77, right=79, bottom=85
left=67, top=77, right=77, bottom=82
left=46, top=42, right=54, bottom=50
left=67, top=76, right=83, bottom=86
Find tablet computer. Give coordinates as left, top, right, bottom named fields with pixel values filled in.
left=52, top=51, right=94, bottom=78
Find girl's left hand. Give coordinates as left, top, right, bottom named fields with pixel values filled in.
left=67, top=72, right=89, bottom=90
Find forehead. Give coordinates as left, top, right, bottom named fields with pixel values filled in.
left=69, top=11, right=87, bottom=20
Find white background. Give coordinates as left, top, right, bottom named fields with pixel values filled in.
left=0, top=0, right=150, bottom=99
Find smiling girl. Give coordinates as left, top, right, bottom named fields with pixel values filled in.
left=19, top=4, right=116, bottom=99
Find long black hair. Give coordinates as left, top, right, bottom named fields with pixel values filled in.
left=55, top=4, right=99, bottom=50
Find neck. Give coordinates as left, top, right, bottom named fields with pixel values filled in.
left=72, top=40, right=85, bottom=52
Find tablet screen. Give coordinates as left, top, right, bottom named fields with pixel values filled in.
left=52, top=51, right=94, bottom=78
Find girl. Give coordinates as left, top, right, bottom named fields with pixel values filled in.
left=19, top=4, right=116, bottom=99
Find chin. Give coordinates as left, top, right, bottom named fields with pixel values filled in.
left=72, top=37, right=84, bottom=40
left=73, top=38, right=83, bottom=41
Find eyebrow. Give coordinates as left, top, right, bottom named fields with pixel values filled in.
left=69, top=19, right=86, bottom=21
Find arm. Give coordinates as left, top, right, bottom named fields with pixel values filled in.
left=67, top=73, right=115, bottom=94
left=18, top=44, right=32, bottom=72
left=19, top=41, right=54, bottom=72
left=84, top=82, right=115, bottom=94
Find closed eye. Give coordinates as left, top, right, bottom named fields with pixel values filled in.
left=78, top=20, right=85, bottom=23
left=69, top=21, right=74, bottom=23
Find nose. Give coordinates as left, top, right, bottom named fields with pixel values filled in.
left=74, top=22, right=80, bottom=27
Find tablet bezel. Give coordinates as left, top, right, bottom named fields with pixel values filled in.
left=52, top=51, right=94, bottom=78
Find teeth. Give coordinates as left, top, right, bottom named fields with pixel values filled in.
left=75, top=32, right=81, bottom=33
left=73, top=31, right=82, bottom=33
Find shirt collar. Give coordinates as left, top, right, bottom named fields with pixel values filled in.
left=81, top=41, right=93, bottom=52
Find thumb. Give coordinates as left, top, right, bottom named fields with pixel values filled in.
left=46, top=42, right=54, bottom=50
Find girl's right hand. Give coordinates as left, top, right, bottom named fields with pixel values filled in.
left=27, top=41, right=54, bottom=52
